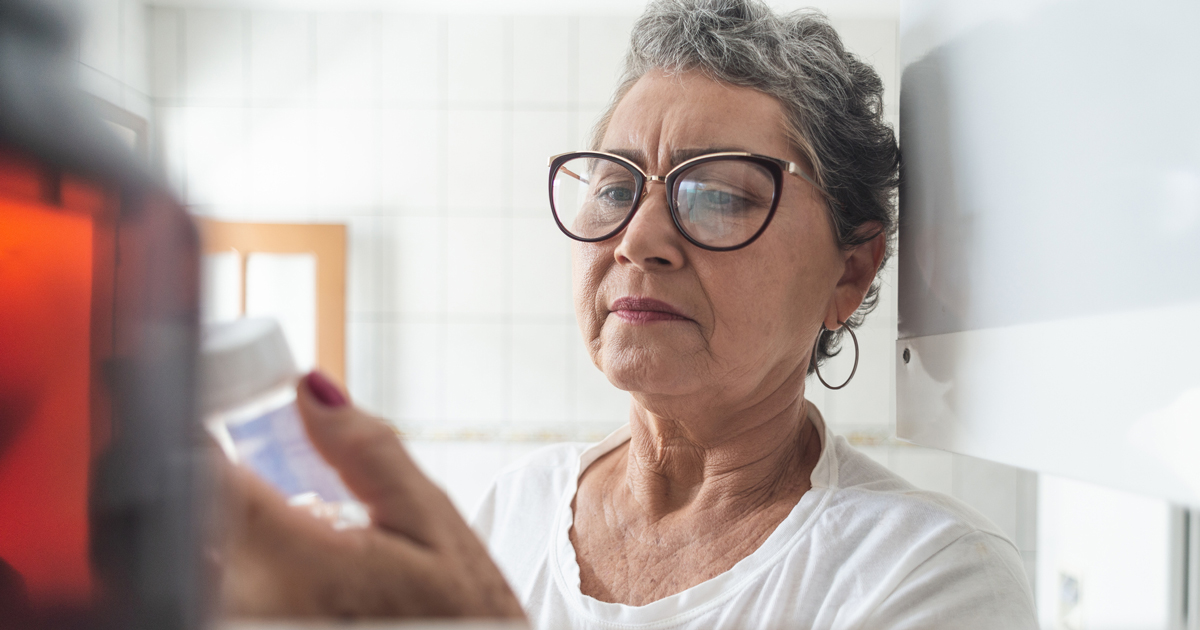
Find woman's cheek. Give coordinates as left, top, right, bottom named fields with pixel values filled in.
left=572, top=243, right=609, bottom=341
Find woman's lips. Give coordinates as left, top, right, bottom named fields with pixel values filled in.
left=609, top=297, right=690, bottom=324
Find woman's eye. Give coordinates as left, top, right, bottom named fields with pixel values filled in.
left=598, top=186, right=635, bottom=204
left=699, top=190, right=735, bottom=206
left=683, top=187, right=751, bottom=215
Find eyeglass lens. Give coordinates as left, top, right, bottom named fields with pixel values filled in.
left=551, top=155, right=777, bottom=249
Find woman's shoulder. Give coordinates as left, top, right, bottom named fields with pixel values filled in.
left=493, top=441, right=590, bottom=488
left=470, top=440, right=593, bottom=540
left=823, top=435, right=1013, bottom=545
left=803, top=437, right=1036, bottom=625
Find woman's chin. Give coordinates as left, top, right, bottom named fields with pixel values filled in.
left=597, top=345, right=703, bottom=397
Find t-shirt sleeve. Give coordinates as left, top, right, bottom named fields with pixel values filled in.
left=862, top=530, right=1038, bottom=630
left=469, top=476, right=500, bottom=543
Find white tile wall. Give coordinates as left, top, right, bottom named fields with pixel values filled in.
left=577, top=16, right=636, bottom=108
left=406, top=440, right=546, bottom=515
left=511, top=110, right=571, bottom=212
left=445, top=322, right=508, bottom=425
left=380, top=15, right=443, bottom=106
left=80, top=0, right=122, bottom=81
left=184, top=9, right=245, bottom=103
left=889, top=446, right=954, bottom=496
left=150, top=8, right=181, bottom=100
left=121, top=0, right=149, bottom=95
left=78, top=0, right=152, bottom=154
left=248, top=107, right=313, bottom=210
left=249, top=12, right=311, bottom=104
left=314, top=13, right=378, bottom=105
left=393, top=320, right=446, bottom=421
left=378, top=109, right=443, bottom=210
left=570, top=339, right=631, bottom=426
left=446, top=16, right=508, bottom=107
left=446, top=109, right=507, bottom=212
left=308, top=108, right=378, bottom=208
left=511, top=17, right=571, bottom=107
left=182, top=106, right=249, bottom=206
left=510, top=322, right=571, bottom=424
left=510, top=216, right=572, bottom=316
left=446, top=217, right=509, bottom=315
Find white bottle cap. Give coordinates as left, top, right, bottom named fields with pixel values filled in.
left=200, top=317, right=298, bottom=415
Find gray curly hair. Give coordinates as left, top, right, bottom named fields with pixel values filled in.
left=590, top=0, right=899, bottom=373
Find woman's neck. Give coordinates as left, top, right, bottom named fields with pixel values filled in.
left=619, top=370, right=821, bottom=520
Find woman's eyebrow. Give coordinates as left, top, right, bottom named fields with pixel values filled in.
left=600, top=147, right=750, bottom=170
left=671, top=147, right=747, bottom=164
left=604, top=148, right=647, bottom=166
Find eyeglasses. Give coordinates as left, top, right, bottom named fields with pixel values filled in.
left=547, top=150, right=826, bottom=251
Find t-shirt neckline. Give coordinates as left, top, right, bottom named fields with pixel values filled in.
left=550, top=403, right=839, bottom=628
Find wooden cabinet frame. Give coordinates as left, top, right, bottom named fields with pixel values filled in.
left=197, top=218, right=346, bottom=384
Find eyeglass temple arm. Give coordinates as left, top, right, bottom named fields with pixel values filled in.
left=558, top=166, right=584, bottom=183
left=781, top=160, right=828, bottom=195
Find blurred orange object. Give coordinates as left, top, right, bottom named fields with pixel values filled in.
left=0, top=149, right=111, bottom=611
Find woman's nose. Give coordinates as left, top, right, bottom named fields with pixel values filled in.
left=612, top=182, right=685, bottom=271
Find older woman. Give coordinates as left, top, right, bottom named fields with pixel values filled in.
left=220, top=1, right=1036, bottom=628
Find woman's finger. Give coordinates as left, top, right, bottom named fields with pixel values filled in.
left=294, top=370, right=457, bottom=544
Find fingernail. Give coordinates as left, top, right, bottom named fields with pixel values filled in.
left=304, top=370, right=347, bottom=408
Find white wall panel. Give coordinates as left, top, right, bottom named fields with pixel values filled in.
left=314, top=13, right=378, bottom=104
left=510, top=217, right=571, bottom=317
left=570, top=339, right=629, bottom=427
left=510, top=322, right=571, bottom=424
left=380, top=14, right=443, bottom=106
left=378, top=108, right=443, bottom=210
left=78, top=63, right=124, bottom=107
left=247, top=107, right=312, bottom=209
left=150, top=8, right=182, bottom=100
left=445, top=322, right=508, bottom=424
left=888, top=446, right=953, bottom=496
left=308, top=108, right=379, bottom=208
left=184, top=9, right=246, bottom=102
left=575, top=107, right=602, bottom=149
left=511, top=110, right=570, bottom=212
left=80, top=0, right=122, bottom=79
left=576, top=16, right=634, bottom=108
left=446, top=16, right=507, bottom=106
left=445, top=110, right=507, bottom=212
left=182, top=106, right=249, bottom=206
left=446, top=217, right=509, bottom=316
left=1037, top=475, right=1173, bottom=630
left=407, top=441, right=545, bottom=517
left=250, top=12, right=311, bottom=103
left=511, top=16, right=571, bottom=107
left=121, top=0, right=149, bottom=95
left=391, top=320, right=446, bottom=423
left=388, top=216, right=447, bottom=315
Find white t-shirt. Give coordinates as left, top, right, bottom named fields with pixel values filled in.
left=472, top=406, right=1037, bottom=630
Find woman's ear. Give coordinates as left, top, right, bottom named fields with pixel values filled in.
left=824, top=223, right=886, bottom=329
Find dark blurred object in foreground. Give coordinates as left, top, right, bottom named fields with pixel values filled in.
left=0, top=0, right=207, bottom=628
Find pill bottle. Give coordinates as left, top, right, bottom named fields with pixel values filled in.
left=201, top=317, right=368, bottom=528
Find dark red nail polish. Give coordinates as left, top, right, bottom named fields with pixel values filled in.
left=304, top=370, right=347, bottom=407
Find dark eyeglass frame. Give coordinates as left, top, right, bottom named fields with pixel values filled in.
left=547, top=150, right=829, bottom=252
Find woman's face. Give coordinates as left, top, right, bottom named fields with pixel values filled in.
left=573, top=69, right=871, bottom=412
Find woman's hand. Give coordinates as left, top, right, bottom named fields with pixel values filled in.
left=215, top=371, right=525, bottom=620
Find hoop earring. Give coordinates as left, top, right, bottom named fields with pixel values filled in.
left=814, top=322, right=859, bottom=390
